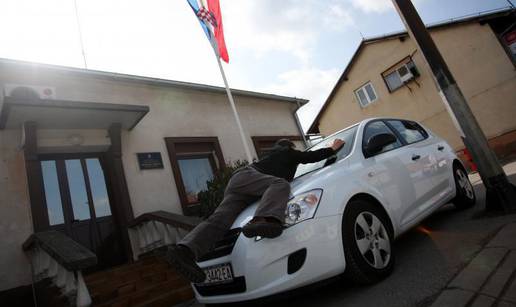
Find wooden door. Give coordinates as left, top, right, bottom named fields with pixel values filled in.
left=39, top=155, right=125, bottom=269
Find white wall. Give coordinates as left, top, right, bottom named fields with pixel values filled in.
left=0, top=130, right=33, bottom=291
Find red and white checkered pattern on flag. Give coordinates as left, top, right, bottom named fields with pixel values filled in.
left=196, top=7, right=217, bottom=28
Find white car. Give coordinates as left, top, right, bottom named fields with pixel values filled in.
left=193, top=118, right=476, bottom=304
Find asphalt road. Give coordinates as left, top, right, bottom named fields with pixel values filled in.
left=200, top=161, right=516, bottom=307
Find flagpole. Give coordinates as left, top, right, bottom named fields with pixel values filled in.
left=214, top=55, right=254, bottom=163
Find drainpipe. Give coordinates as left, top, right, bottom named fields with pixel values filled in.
left=294, top=99, right=308, bottom=148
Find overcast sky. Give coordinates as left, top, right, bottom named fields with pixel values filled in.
left=0, top=0, right=513, bottom=131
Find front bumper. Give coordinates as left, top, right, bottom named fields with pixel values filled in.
left=194, top=214, right=346, bottom=304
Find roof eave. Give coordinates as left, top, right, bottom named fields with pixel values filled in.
left=0, top=58, right=308, bottom=105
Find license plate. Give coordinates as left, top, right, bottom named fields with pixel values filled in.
left=200, top=263, right=234, bottom=285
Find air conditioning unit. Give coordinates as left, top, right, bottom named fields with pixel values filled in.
left=398, top=65, right=414, bottom=83
left=4, top=84, right=56, bottom=99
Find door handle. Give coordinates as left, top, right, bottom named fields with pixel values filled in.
left=412, top=154, right=421, bottom=161
left=437, top=145, right=444, bottom=151
left=71, top=219, right=80, bottom=223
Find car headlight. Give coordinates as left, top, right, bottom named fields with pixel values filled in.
left=284, top=189, right=323, bottom=226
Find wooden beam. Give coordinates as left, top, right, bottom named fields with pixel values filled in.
left=23, top=121, right=50, bottom=231
left=105, top=123, right=134, bottom=261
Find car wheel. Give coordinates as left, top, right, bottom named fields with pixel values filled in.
left=342, top=199, right=394, bottom=284
left=452, top=165, right=476, bottom=210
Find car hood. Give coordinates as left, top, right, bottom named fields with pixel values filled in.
left=230, top=168, right=327, bottom=229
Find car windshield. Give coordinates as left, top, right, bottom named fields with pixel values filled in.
left=295, top=125, right=358, bottom=178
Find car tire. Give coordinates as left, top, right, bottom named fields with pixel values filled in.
left=342, top=199, right=395, bottom=284
left=452, top=164, right=476, bottom=210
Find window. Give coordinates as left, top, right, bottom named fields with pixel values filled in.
left=41, top=160, right=65, bottom=225
left=362, top=121, right=402, bottom=156
left=65, top=159, right=91, bottom=221
left=177, top=156, right=215, bottom=203
left=252, top=136, right=303, bottom=159
left=295, top=125, right=358, bottom=178
left=387, top=120, right=428, bottom=144
left=165, top=137, right=225, bottom=215
left=382, top=59, right=419, bottom=92
left=85, top=158, right=112, bottom=218
left=354, top=82, right=378, bottom=107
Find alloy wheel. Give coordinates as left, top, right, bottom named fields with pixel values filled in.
left=456, top=169, right=474, bottom=200
left=354, top=211, right=391, bottom=269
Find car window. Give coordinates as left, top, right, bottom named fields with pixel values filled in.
left=295, top=125, right=358, bottom=178
left=362, top=121, right=402, bottom=155
left=387, top=120, right=427, bottom=144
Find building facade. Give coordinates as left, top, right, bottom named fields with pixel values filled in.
left=308, top=10, right=516, bottom=163
left=0, top=58, right=306, bottom=296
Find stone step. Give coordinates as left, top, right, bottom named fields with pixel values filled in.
left=95, top=282, right=192, bottom=307
left=84, top=255, right=165, bottom=284
left=87, top=258, right=176, bottom=293
left=133, top=286, right=195, bottom=307
left=85, top=252, right=194, bottom=307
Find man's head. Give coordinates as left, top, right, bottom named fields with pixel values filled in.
left=275, top=138, right=295, bottom=149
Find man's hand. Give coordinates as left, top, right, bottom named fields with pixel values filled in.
left=330, top=139, right=345, bottom=152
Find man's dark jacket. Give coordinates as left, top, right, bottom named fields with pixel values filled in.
left=251, top=145, right=335, bottom=182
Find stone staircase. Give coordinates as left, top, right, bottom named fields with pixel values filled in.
left=84, top=252, right=194, bottom=307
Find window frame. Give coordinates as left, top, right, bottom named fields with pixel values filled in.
left=381, top=56, right=419, bottom=93
left=361, top=119, right=431, bottom=159
left=385, top=119, right=429, bottom=145
left=164, top=137, right=225, bottom=216
left=354, top=81, right=378, bottom=108
left=361, top=119, right=404, bottom=158
left=176, top=153, right=218, bottom=205
left=251, top=135, right=303, bottom=159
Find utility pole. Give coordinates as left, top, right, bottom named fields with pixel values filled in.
left=391, top=0, right=516, bottom=212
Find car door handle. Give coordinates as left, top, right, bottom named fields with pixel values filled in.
left=412, top=154, right=421, bottom=161
left=437, top=145, right=444, bottom=151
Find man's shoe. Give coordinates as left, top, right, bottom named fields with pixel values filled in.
left=166, top=245, right=206, bottom=283
left=242, top=217, right=283, bottom=239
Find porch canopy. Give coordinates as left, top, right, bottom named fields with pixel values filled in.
left=0, top=96, right=149, bottom=130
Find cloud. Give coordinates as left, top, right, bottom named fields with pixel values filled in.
left=325, top=3, right=356, bottom=30
left=259, top=67, right=341, bottom=131
left=222, top=0, right=355, bottom=63
left=350, top=0, right=393, bottom=13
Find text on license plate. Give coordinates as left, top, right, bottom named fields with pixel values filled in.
left=202, top=263, right=233, bottom=285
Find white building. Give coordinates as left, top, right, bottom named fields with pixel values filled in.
left=0, top=58, right=306, bottom=305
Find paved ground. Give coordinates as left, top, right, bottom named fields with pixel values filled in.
left=184, top=161, right=516, bottom=307
left=430, top=222, right=516, bottom=306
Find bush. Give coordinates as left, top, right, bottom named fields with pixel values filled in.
left=197, top=160, right=249, bottom=218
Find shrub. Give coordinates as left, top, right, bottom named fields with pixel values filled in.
left=197, top=160, right=249, bottom=218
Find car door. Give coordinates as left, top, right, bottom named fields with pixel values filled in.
left=385, top=120, right=443, bottom=225
left=360, top=120, right=416, bottom=228
left=429, top=133, right=455, bottom=195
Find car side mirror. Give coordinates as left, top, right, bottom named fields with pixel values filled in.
left=364, top=133, right=397, bottom=158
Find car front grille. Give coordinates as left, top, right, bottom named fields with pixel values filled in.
left=198, top=227, right=241, bottom=262
left=194, top=276, right=246, bottom=296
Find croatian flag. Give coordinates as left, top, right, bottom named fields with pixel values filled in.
left=187, top=0, right=229, bottom=63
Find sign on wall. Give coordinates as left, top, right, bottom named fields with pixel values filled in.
left=137, top=152, right=164, bottom=170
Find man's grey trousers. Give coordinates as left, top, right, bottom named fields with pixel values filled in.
left=179, top=166, right=291, bottom=259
